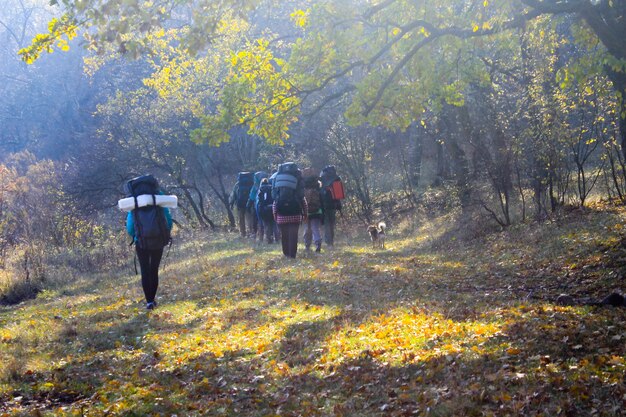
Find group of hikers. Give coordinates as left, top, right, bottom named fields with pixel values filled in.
left=228, top=163, right=344, bottom=258
left=122, top=162, right=344, bottom=310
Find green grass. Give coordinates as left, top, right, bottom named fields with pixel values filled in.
left=1, top=205, right=626, bottom=416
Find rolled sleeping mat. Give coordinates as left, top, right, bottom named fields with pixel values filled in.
left=118, top=194, right=178, bottom=212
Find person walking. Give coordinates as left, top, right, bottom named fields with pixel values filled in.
left=229, top=172, right=254, bottom=238
left=302, top=171, right=323, bottom=252
left=320, top=165, right=344, bottom=247
left=256, top=178, right=278, bottom=243
left=268, top=170, right=281, bottom=241
left=248, top=171, right=268, bottom=240
left=124, top=175, right=173, bottom=310
left=273, top=162, right=307, bottom=258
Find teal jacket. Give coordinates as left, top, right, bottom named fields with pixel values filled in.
left=126, top=207, right=173, bottom=241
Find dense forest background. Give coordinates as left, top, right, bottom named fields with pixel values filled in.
left=1, top=0, right=625, bottom=303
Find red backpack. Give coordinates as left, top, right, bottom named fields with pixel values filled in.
left=328, top=178, right=345, bottom=200
left=321, top=166, right=345, bottom=200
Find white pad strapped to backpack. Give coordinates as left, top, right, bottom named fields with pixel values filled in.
left=118, top=194, right=178, bottom=212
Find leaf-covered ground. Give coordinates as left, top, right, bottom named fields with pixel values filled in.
left=1, top=205, right=626, bottom=416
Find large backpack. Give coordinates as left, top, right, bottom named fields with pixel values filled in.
left=303, top=176, right=322, bottom=213
left=273, top=162, right=304, bottom=215
left=125, top=175, right=171, bottom=250
left=249, top=171, right=269, bottom=202
left=257, top=183, right=274, bottom=221
left=304, top=188, right=322, bottom=214
left=236, top=172, right=254, bottom=208
left=124, top=174, right=159, bottom=198
left=320, top=165, right=345, bottom=201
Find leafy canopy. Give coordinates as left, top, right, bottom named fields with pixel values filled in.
left=19, top=0, right=626, bottom=145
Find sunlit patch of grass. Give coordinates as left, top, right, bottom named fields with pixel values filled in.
left=344, top=246, right=371, bottom=255
left=321, top=307, right=503, bottom=366
left=153, top=300, right=202, bottom=325
left=145, top=300, right=341, bottom=374
left=390, top=233, right=436, bottom=251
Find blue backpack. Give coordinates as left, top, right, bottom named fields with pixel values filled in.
left=249, top=171, right=269, bottom=203
left=125, top=175, right=171, bottom=250
left=236, top=172, right=254, bottom=208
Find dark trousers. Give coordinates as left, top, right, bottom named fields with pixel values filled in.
left=136, top=246, right=164, bottom=303
left=260, top=217, right=278, bottom=243
left=249, top=209, right=258, bottom=237
left=323, top=209, right=337, bottom=246
left=237, top=207, right=247, bottom=237
left=279, top=223, right=300, bottom=258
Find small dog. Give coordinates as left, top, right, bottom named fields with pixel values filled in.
left=367, top=222, right=386, bottom=249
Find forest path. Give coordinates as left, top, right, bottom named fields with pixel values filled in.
left=1, top=205, right=626, bottom=416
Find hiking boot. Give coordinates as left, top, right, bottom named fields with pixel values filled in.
left=315, top=243, right=321, bottom=253
left=146, top=301, right=157, bottom=310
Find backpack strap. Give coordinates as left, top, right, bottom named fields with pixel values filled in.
left=132, top=209, right=143, bottom=248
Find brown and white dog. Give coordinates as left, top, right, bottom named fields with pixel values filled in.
left=367, top=222, right=386, bottom=249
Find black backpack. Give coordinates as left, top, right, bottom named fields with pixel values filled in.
left=278, top=162, right=299, bottom=176
left=125, top=174, right=159, bottom=198
left=125, top=175, right=171, bottom=250
left=273, top=162, right=304, bottom=216
left=257, top=183, right=274, bottom=221
left=236, top=172, right=254, bottom=208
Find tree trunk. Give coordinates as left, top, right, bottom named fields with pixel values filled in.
left=180, top=185, right=209, bottom=228
left=609, top=71, right=626, bottom=162
left=445, top=105, right=473, bottom=209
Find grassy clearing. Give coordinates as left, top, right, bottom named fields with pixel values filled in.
left=1, top=205, right=626, bottom=416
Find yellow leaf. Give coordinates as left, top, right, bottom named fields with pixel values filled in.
left=472, top=24, right=479, bottom=32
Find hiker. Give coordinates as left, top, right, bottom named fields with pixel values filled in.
left=124, top=175, right=173, bottom=310
left=302, top=169, right=323, bottom=252
left=229, top=172, right=254, bottom=238
left=319, top=165, right=345, bottom=247
left=256, top=178, right=278, bottom=243
left=268, top=170, right=281, bottom=240
left=248, top=171, right=268, bottom=240
left=272, top=162, right=307, bottom=258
